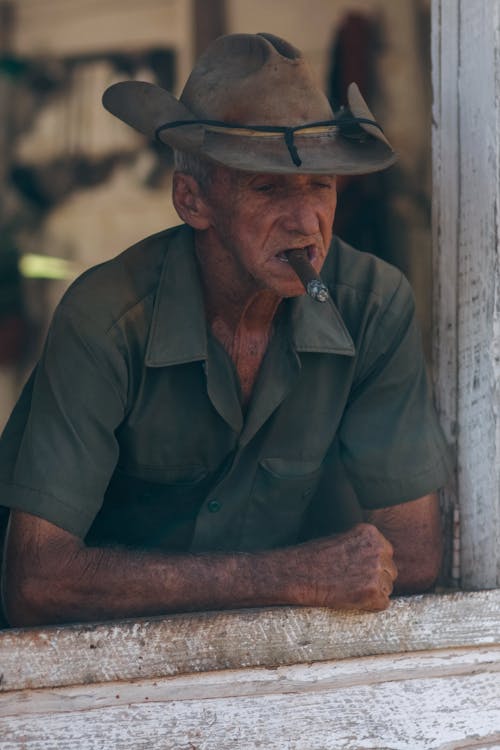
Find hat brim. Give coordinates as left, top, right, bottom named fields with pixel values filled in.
left=103, top=80, right=396, bottom=175
left=103, top=81, right=202, bottom=148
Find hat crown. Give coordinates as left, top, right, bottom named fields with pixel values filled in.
left=180, top=33, right=334, bottom=127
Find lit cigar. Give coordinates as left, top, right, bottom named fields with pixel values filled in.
left=286, top=249, right=329, bottom=303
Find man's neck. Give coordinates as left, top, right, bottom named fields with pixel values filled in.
left=194, top=230, right=282, bottom=407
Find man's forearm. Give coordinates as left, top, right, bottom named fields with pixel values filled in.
left=59, top=546, right=296, bottom=622
left=3, top=512, right=396, bottom=626
left=3, top=522, right=291, bottom=626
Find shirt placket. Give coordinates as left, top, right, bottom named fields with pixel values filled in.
left=190, top=324, right=301, bottom=552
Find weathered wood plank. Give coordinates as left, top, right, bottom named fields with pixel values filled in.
left=431, top=0, right=460, bottom=585
left=432, top=0, right=500, bottom=589
left=2, top=645, right=499, bottom=716
left=455, top=0, right=500, bottom=590
left=0, top=590, right=498, bottom=693
left=1, top=646, right=499, bottom=749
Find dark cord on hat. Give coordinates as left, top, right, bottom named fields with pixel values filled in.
left=155, top=116, right=384, bottom=168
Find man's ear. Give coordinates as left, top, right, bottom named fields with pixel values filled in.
left=172, top=173, right=212, bottom=230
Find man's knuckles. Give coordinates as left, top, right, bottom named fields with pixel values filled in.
left=347, top=523, right=394, bottom=554
left=293, top=524, right=397, bottom=611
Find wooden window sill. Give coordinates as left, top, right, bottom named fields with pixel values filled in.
left=0, top=588, right=498, bottom=693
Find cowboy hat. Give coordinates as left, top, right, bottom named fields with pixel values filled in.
left=102, top=32, right=396, bottom=175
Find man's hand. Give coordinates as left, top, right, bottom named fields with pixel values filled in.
left=283, top=523, right=397, bottom=612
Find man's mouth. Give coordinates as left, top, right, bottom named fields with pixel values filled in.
left=275, top=245, right=316, bottom=263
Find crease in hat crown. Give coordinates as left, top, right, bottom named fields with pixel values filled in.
left=102, top=32, right=397, bottom=175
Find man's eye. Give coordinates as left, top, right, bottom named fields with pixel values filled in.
left=254, top=184, right=275, bottom=193
left=314, top=181, right=334, bottom=189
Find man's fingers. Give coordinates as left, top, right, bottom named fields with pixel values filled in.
left=381, top=571, right=394, bottom=596
left=377, top=556, right=397, bottom=600
left=381, top=534, right=395, bottom=559
left=384, top=558, right=398, bottom=581
left=295, top=525, right=400, bottom=611
left=379, top=557, right=398, bottom=598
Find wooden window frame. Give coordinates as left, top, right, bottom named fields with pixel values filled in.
left=432, top=0, right=500, bottom=590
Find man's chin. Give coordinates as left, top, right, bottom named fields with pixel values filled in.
left=251, top=270, right=307, bottom=300
left=267, top=282, right=306, bottom=300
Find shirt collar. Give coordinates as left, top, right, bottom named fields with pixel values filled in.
left=145, top=225, right=207, bottom=367
left=145, top=224, right=355, bottom=367
left=290, top=292, right=355, bottom=355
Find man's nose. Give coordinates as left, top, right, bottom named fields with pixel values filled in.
left=281, top=196, right=321, bottom=236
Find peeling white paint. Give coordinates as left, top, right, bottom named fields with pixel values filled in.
left=432, top=0, right=500, bottom=589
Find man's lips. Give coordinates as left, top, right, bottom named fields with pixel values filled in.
left=275, top=244, right=317, bottom=263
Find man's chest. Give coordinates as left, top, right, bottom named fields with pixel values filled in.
left=208, top=319, right=273, bottom=408
left=117, top=341, right=354, bottom=479
left=94, top=345, right=356, bottom=552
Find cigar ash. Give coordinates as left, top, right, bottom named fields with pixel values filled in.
left=286, top=249, right=329, bottom=303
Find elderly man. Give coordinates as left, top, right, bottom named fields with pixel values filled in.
left=0, top=33, right=449, bottom=626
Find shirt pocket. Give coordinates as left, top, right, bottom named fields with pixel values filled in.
left=116, top=464, right=210, bottom=486
left=88, top=464, right=212, bottom=550
left=241, top=457, right=323, bottom=550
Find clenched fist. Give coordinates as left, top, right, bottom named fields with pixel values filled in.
left=286, top=523, right=398, bottom=611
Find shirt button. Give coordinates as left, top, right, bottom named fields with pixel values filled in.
left=207, top=499, right=221, bottom=513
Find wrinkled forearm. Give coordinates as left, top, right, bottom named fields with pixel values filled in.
left=3, top=530, right=293, bottom=627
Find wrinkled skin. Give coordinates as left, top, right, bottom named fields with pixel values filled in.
left=192, top=168, right=338, bottom=299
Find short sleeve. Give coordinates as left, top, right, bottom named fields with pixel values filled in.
left=0, top=303, right=127, bottom=537
left=338, top=273, right=452, bottom=509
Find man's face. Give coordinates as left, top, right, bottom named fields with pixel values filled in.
left=203, top=166, right=338, bottom=298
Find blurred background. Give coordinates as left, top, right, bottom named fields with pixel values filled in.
left=0, top=0, right=432, bottom=431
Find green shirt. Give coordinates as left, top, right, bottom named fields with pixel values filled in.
left=0, top=224, right=451, bottom=552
